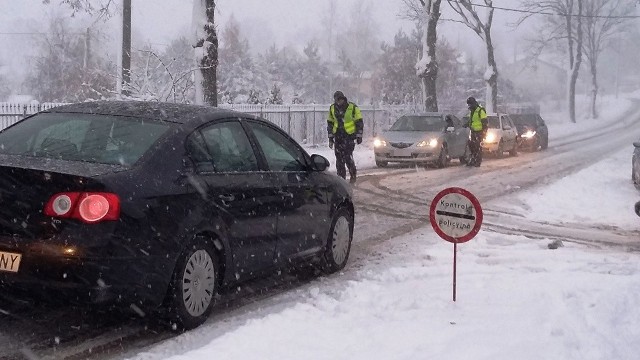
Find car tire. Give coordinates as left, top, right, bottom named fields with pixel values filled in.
left=321, top=207, right=353, bottom=274
left=167, top=238, right=218, bottom=331
left=541, top=135, right=549, bottom=150
left=375, top=160, right=388, bottom=168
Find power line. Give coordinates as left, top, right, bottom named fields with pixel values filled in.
left=449, top=0, right=640, bottom=19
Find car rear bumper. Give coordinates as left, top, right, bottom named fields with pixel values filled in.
left=0, top=243, right=170, bottom=308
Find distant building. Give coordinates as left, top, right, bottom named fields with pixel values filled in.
left=502, top=58, right=567, bottom=102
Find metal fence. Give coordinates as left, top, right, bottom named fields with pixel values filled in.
left=0, top=102, right=424, bottom=146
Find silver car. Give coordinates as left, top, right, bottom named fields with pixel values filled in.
left=373, top=113, right=470, bottom=168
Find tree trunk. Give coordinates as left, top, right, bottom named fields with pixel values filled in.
left=568, top=1, right=583, bottom=124
left=590, top=60, right=598, bottom=119
left=193, top=0, right=218, bottom=106
left=417, top=1, right=441, bottom=112
left=201, top=0, right=218, bottom=106
left=121, top=0, right=131, bottom=97
left=484, top=29, right=498, bottom=113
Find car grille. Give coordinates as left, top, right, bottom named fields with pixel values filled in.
left=390, top=142, right=413, bottom=149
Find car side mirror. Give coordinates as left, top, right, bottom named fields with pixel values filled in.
left=503, top=125, right=511, bottom=130
left=635, top=201, right=640, bottom=217
left=310, top=154, right=330, bottom=171
left=633, top=142, right=640, bottom=148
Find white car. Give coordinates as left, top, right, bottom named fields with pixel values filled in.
left=481, top=113, right=518, bottom=157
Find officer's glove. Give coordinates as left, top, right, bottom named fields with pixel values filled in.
left=356, top=135, right=363, bottom=145
left=328, top=138, right=334, bottom=149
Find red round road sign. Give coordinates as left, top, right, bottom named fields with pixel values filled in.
left=430, top=187, right=483, bottom=243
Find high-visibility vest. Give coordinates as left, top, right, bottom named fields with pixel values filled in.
left=469, top=106, right=486, bottom=132
left=328, top=102, right=363, bottom=135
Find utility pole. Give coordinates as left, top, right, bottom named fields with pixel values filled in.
left=121, top=0, right=132, bottom=97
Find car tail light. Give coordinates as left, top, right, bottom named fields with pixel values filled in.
left=44, top=192, right=120, bottom=223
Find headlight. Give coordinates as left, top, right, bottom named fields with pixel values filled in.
left=521, top=130, right=536, bottom=138
left=484, top=132, right=497, bottom=143
left=373, top=138, right=387, bottom=147
left=417, top=138, right=438, bottom=148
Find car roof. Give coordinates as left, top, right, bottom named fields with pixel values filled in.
left=44, top=100, right=247, bottom=125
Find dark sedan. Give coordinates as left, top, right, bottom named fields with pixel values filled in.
left=509, top=113, right=549, bottom=151
left=0, top=101, right=354, bottom=330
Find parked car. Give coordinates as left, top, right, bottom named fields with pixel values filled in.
left=632, top=141, right=640, bottom=189
left=0, top=101, right=354, bottom=330
left=481, top=113, right=519, bottom=157
left=373, top=113, right=470, bottom=168
left=510, top=113, right=549, bottom=151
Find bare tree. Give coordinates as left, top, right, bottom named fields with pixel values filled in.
left=447, top=0, right=498, bottom=113
left=193, top=0, right=219, bottom=106
left=402, top=0, right=443, bottom=112
left=42, top=0, right=115, bottom=17
left=519, top=0, right=584, bottom=123
left=582, top=0, right=633, bottom=118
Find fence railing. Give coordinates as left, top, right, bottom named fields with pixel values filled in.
left=0, top=102, right=424, bottom=146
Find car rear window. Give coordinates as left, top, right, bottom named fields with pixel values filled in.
left=390, top=116, right=443, bottom=131
left=0, top=113, right=170, bottom=166
left=510, top=114, right=538, bottom=127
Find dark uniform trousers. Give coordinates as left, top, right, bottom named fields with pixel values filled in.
left=334, top=132, right=356, bottom=180
left=468, top=130, right=484, bottom=166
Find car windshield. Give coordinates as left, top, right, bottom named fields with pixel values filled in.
left=389, top=116, right=443, bottom=131
left=487, top=116, right=501, bottom=129
left=0, top=113, right=170, bottom=166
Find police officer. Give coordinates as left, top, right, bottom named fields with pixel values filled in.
left=465, top=97, right=488, bottom=167
left=327, top=90, right=363, bottom=183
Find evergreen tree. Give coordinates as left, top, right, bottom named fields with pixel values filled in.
left=296, top=41, right=330, bottom=103
left=218, top=15, right=268, bottom=103
left=267, top=83, right=284, bottom=104
left=374, top=30, right=422, bottom=105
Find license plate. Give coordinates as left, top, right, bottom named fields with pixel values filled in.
left=392, top=149, right=412, bottom=157
left=0, top=251, right=22, bottom=273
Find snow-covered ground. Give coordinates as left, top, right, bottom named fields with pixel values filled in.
left=128, top=95, right=640, bottom=360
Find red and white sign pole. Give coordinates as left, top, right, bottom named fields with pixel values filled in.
left=429, top=187, right=483, bottom=301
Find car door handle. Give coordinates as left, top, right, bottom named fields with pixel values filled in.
left=218, top=194, right=235, bottom=202
left=278, top=190, right=294, bottom=198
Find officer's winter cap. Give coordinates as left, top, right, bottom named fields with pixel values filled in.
left=334, top=91, right=347, bottom=101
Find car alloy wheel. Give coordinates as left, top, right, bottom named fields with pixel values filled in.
left=322, top=207, right=353, bottom=273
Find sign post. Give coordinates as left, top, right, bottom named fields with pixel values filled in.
left=429, top=187, right=483, bottom=301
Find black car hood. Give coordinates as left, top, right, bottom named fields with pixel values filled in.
left=0, top=153, right=128, bottom=178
